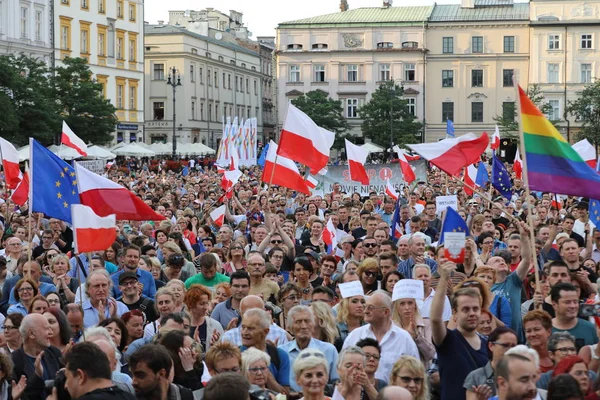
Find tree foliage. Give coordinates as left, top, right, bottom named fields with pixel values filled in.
left=568, top=80, right=600, bottom=150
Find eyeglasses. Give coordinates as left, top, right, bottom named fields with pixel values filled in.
left=271, top=240, right=283, bottom=244
left=492, top=342, right=516, bottom=349
left=248, top=367, right=267, bottom=375
left=364, top=353, right=380, bottom=361
left=397, top=376, right=423, bottom=385
left=461, top=281, right=481, bottom=288
left=120, top=280, right=138, bottom=287
left=363, top=243, right=378, bottom=248
left=364, top=271, right=378, bottom=278
left=231, top=246, right=243, bottom=250
left=365, top=305, right=387, bottom=312
left=1, top=325, right=17, bottom=331
left=18, top=287, right=33, bottom=293
left=555, top=346, right=577, bottom=354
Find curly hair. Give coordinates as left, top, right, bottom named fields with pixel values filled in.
left=0, top=352, right=13, bottom=384
left=184, top=284, right=213, bottom=309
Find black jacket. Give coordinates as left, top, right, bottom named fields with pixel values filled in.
left=11, top=346, right=64, bottom=400
left=77, top=386, right=137, bottom=400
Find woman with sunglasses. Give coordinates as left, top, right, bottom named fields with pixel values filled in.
left=222, top=243, right=247, bottom=275
left=292, top=348, right=330, bottom=400
left=277, top=283, right=301, bottom=334
left=390, top=356, right=429, bottom=400
left=357, top=258, right=380, bottom=295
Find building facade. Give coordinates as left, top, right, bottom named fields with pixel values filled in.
left=257, top=37, right=276, bottom=142
left=0, top=0, right=52, bottom=62
left=144, top=24, right=264, bottom=148
left=276, top=5, right=432, bottom=141
left=53, top=0, right=145, bottom=145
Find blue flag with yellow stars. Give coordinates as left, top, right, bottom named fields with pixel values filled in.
left=590, top=199, right=600, bottom=226
left=491, top=155, right=513, bottom=200
left=439, top=207, right=469, bottom=245
left=30, top=139, right=80, bottom=223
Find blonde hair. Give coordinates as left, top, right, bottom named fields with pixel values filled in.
left=336, top=296, right=364, bottom=324
left=357, top=258, right=379, bottom=279
left=162, top=241, right=182, bottom=254
left=391, top=356, right=430, bottom=400
left=311, top=302, right=339, bottom=344
left=392, top=298, right=422, bottom=329
left=50, top=254, right=70, bottom=272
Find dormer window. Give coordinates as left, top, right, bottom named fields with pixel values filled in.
left=402, top=41, right=419, bottom=49
left=377, top=42, right=393, bottom=49
left=287, top=44, right=303, bottom=51
left=312, top=43, right=328, bottom=51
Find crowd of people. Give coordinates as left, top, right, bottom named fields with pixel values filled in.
left=0, top=158, right=597, bottom=400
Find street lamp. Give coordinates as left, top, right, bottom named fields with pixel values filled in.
left=389, top=78, right=403, bottom=162
left=166, top=66, right=181, bottom=158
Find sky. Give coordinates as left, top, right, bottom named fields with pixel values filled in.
left=144, top=0, right=460, bottom=38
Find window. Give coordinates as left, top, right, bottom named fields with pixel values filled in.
left=581, top=34, right=593, bottom=49
left=241, top=63, right=246, bottom=68
left=472, top=69, right=483, bottom=87
left=60, top=23, right=70, bottom=50
left=246, top=78, right=249, bottom=93
left=547, top=100, right=560, bottom=120
left=129, top=3, right=136, bottom=21
left=472, top=36, right=483, bottom=53
left=81, top=0, right=88, bottom=9
left=190, top=65, right=195, bottom=82
left=129, top=35, right=137, bottom=61
left=215, top=71, right=218, bottom=88
left=254, top=79, right=257, bottom=94
left=406, top=98, right=416, bottom=116
left=99, top=0, right=105, bottom=13
left=404, top=63, right=415, bottom=81
left=402, top=41, right=418, bottom=49
left=191, top=101, right=195, bottom=119
left=442, top=102, right=454, bottom=122
left=548, top=34, right=560, bottom=50
left=581, top=63, right=592, bottom=83
left=129, top=85, right=136, bottom=110
left=200, top=102, right=204, bottom=120
left=235, top=76, right=238, bottom=91
left=504, top=36, right=515, bottom=53
left=117, top=0, right=123, bottom=18
left=380, top=64, right=390, bottom=81
left=153, top=64, right=164, bottom=80
left=347, top=64, right=358, bottom=82
left=208, top=70, right=212, bottom=86
left=290, top=65, right=300, bottom=82
left=377, top=42, right=393, bottom=49
left=117, top=37, right=123, bottom=59
left=153, top=102, right=164, bottom=120
left=502, top=102, right=515, bottom=122
left=208, top=104, right=212, bottom=121
left=442, top=37, right=453, bottom=54
left=471, top=102, right=483, bottom=122
left=20, top=7, right=28, bottom=39
left=346, top=98, right=358, bottom=118
left=312, top=43, right=328, bottom=51
left=548, top=63, right=559, bottom=83
left=314, top=65, right=325, bottom=82
left=228, top=74, right=231, bottom=89
left=81, top=28, right=89, bottom=53
left=287, top=44, right=303, bottom=51
left=442, top=70, right=453, bottom=87
left=503, top=69, right=514, bottom=87
left=223, top=72, right=226, bottom=87
left=98, top=32, right=105, bottom=55
left=117, top=84, right=124, bottom=109
left=35, top=10, right=42, bottom=41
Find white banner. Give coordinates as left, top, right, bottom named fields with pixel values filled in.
left=77, top=160, right=105, bottom=174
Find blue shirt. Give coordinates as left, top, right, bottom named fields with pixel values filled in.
left=7, top=302, right=28, bottom=316
left=82, top=298, right=129, bottom=328
left=68, top=254, right=117, bottom=278
left=240, top=345, right=290, bottom=387
left=111, top=268, right=156, bottom=299
left=279, top=338, right=339, bottom=392
left=1, top=274, right=53, bottom=308
left=398, top=257, right=438, bottom=279
left=9, top=282, right=57, bottom=305
left=492, top=272, right=524, bottom=343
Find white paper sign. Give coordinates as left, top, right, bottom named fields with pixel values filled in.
left=392, top=279, right=424, bottom=302
left=436, top=195, right=458, bottom=215
left=444, top=232, right=466, bottom=263
left=339, top=281, right=365, bottom=299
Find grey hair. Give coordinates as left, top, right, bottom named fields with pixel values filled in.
left=89, top=337, right=121, bottom=367
left=506, top=345, right=540, bottom=369
left=412, top=263, right=431, bottom=278
left=19, top=314, right=38, bottom=338
left=288, top=305, right=313, bottom=325
left=547, top=332, right=576, bottom=352
left=338, top=346, right=366, bottom=369
left=409, top=232, right=431, bottom=246
left=370, top=290, right=393, bottom=310
left=84, top=269, right=113, bottom=297
left=243, top=308, right=271, bottom=330
left=83, top=327, right=121, bottom=362
left=293, top=348, right=329, bottom=380
left=241, top=347, right=271, bottom=375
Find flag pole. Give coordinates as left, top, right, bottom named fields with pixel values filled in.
left=269, top=101, right=291, bottom=190
left=26, top=147, right=33, bottom=266
left=514, top=79, right=540, bottom=291
left=450, top=176, right=519, bottom=223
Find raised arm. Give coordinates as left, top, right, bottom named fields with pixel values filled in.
left=515, top=222, right=533, bottom=281
left=431, top=259, right=456, bottom=346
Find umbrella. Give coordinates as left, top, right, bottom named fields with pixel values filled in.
left=85, top=145, right=117, bottom=159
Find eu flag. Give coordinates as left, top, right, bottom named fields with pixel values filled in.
left=30, top=139, right=80, bottom=223
left=439, top=207, right=469, bottom=245
left=446, top=119, right=455, bottom=137
left=590, top=199, right=600, bottom=226
left=476, top=162, right=489, bottom=187
left=491, top=155, right=513, bottom=200
left=257, top=143, right=269, bottom=167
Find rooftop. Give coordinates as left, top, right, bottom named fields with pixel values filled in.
left=429, top=2, right=529, bottom=22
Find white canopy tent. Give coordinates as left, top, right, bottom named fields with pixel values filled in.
left=17, top=145, right=29, bottom=162
left=180, top=142, right=216, bottom=155
left=112, top=143, right=156, bottom=157
left=362, top=142, right=385, bottom=154
left=85, top=145, right=116, bottom=159
left=47, top=144, right=83, bottom=160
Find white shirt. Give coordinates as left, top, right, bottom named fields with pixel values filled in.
left=417, top=288, right=452, bottom=322
left=574, top=219, right=596, bottom=241
left=342, top=322, right=419, bottom=382
left=221, top=323, right=290, bottom=347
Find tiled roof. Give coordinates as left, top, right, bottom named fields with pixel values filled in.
left=429, top=3, right=529, bottom=22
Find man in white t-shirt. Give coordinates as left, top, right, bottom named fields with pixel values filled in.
left=414, top=264, right=451, bottom=321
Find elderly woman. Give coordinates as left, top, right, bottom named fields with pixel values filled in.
left=48, top=254, right=79, bottom=303
left=334, top=346, right=369, bottom=400
left=293, top=348, right=330, bottom=400
left=336, top=295, right=365, bottom=350
left=242, top=347, right=279, bottom=394
left=7, top=279, right=38, bottom=316
left=391, top=295, right=435, bottom=367
left=212, top=283, right=231, bottom=309
left=390, top=356, right=430, bottom=400
left=357, top=258, right=380, bottom=295
left=277, top=283, right=301, bottom=334
left=184, top=284, right=223, bottom=351
left=552, top=355, right=591, bottom=396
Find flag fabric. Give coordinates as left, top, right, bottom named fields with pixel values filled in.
left=61, top=121, right=88, bottom=156
left=306, top=175, right=318, bottom=189
left=30, top=139, right=80, bottom=223
left=491, top=155, right=513, bottom=200
left=597, top=156, right=600, bottom=173
left=322, top=218, right=338, bottom=253
left=513, top=148, right=523, bottom=180
left=345, top=140, right=369, bottom=185
left=572, top=139, right=597, bottom=169
left=210, top=205, right=226, bottom=227
left=491, top=125, right=501, bottom=151
left=439, top=207, right=470, bottom=245
left=590, top=199, right=600, bottom=227
left=10, top=171, right=28, bottom=206
left=182, top=166, right=189, bottom=176
left=390, top=199, right=402, bottom=240
left=74, top=162, right=165, bottom=221
left=519, top=85, right=600, bottom=198
left=404, top=153, right=421, bottom=162
left=393, top=146, right=417, bottom=184
left=446, top=120, right=455, bottom=137
left=262, top=141, right=311, bottom=194
left=257, top=143, right=269, bottom=168
left=71, top=204, right=116, bottom=253
left=0, top=138, right=22, bottom=189
left=476, top=162, right=489, bottom=187
left=385, top=180, right=399, bottom=202
left=221, top=168, right=242, bottom=200
left=407, top=132, right=489, bottom=177
left=463, top=165, right=478, bottom=196
left=278, top=103, right=334, bottom=174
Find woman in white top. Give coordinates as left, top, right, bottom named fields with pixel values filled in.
left=143, top=288, right=177, bottom=338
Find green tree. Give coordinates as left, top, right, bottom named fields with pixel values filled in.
left=291, top=90, right=350, bottom=148
left=52, top=57, right=117, bottom=145
left=569, top=80, right=600, bottom=150
left=493, top=84, right=557, bottom=141
left=360, top=80, right=422, bottom=149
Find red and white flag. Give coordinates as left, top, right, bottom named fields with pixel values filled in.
left=221, top=168, right=242, bottom=200
left=393, top=146, right=416, bottom=184
left=322, top=218, right=338, bottom=251
left=278, top=104, right=334, bottom=174
left=72, top=204, right=116, bottom=253
left=572, top=139, right=597, bottom=169
left=10, top=171, right=29, bottom=206
left=393, top=223, right=403, bottom=240
left=463, top=164, right=478, bottom=196
left=513, top=148, right=523, bottom=180
left=262, top=141, right=311, bottom=194
left=490, top=125, right=501, bottom=151
left=385, top=180, right=398, bottom=202
left=306, top=175, right=318, bottom=189
left=404, top=153, right=421, bottom=162
left=74, top=162, right=165, bottom=221
left=210, top=205, right=226, bottom=227
left=345, top=140, right=369, bottom=185
left=0, top=138, right=22, bottom=189
left=407, top=132, right=489, bottom=177
left=62, top=121, right=88, bottom=157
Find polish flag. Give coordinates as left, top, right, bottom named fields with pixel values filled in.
left=345, top=140, right=369, bottom=185
left=0, top=138, right=23, bottom=189
left=393, top=146, right=417, bottom=184
left=306, top=175, right=318, bottom=189
left=210, top=205, right=226, bottom=227
left=216, top=165, right=225, bottom=174
left=71, top=204, right=116, bottom=253
left=62, top=121, right=88, bottom=157
left=513, top=148, right=523, bottom=180
left=263, top=141, right=311, bottom=194
left=278, top=103, right=334, bottom=174
left=385, top=180, right=398, bottom=202
left=463, top=164, right=478, bottom=196
left=74, top=162, right=165, bottom=221
left=393, top=223, right=403, bottom=240
left=10, top=171, right=29, bottom=206
left=322, top=218, right=338, bottom=251
left=572, top=139, right=597, bottom=169
left=407, top=132, right=489, bottom=177
left=221, top=168, right=242, bottom=200
left=490, top=125, right=501, bottom=151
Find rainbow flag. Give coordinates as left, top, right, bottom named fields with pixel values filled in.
left=519, top=85, right=600, bottom=198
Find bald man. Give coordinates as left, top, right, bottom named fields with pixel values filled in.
left=376, top=386, right=414, bottom=400
left=220, top=295, right=291, bottom=346
left=91, top=339, right=135, bottom=394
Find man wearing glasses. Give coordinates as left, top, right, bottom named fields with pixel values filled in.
left=211, top=271, right=250, bottom=330
left=3, top=236, right=24, bottom=273
left=362, top=236, right=380, bottom=258
left=31, top=230, right=59, bottom=260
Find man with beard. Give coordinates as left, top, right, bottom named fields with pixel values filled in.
left=129, top=344, right=194, bottom=400
left=494, top=354, right=538, bottom=400
left=362, top=236, right=380, bottom=258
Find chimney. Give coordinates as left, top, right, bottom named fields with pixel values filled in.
left=340, top=0, right=349, bottom=12
left=461, top=0, right=475, bottom=8
left=158, top=20, right=164, bottom=25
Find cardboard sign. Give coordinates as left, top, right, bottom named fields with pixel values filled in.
left=444, top=232, right=466, bottom=263
left=436, top=195, right=458, bottom=215
left=339, top=281, right=365, bottom=299
left=392, top=279, right=424, bottom=301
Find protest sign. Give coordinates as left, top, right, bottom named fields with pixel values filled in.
left=436, top=195, right=458, bottom=215
left=77, top=160, right=105, bottom=175
left=444, top=232, right=466, bottom=263
left=339, top=281, right=365, bottom=298
left=392, top=279, right=424, bottom=301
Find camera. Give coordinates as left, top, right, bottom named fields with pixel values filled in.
left=249, top=386, right=280, bottom=400
left=44, top=370, right=71, bottom=400
left=579, top=303, right=600, bottom=318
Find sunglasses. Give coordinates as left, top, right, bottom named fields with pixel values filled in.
left=461, top=281, right=481, bottom=288
left=364, top=271, right=378, bottom=278
left=271, top=240, right=283, bottom=244
left=363, top=243, right=378, bottom=248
